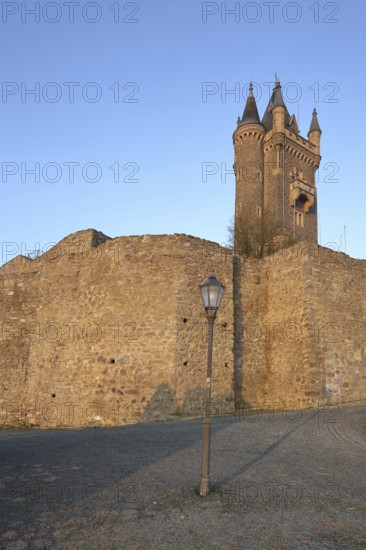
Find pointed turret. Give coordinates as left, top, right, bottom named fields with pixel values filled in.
left=272, top=80, right=286, bottom=131
left=308, top=108, right=321, bottom=134
left=238, top=83, right=261, bottom=126
left=308, top=108, right=322, bottom=152
left=233, top=80, right=266, bottom=233
left=272, top=80, right=286, bottom=107
left=261, top=80, right=291, bottom=131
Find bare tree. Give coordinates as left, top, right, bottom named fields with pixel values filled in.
left=227, top=210, right=292, bottom=259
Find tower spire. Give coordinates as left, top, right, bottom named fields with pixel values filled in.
left=272, top=80, right=286, bottom=107
left=308, top=108, right=322, bottom=134
left=261, top=78, right=290, bottom=130
left=308, top=108, right=321, bottom=153
left=238, top=82, right=261, bottom=126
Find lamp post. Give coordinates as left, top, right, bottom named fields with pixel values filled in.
left=199, top=271, right=225, bottom=497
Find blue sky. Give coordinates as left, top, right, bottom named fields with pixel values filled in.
left=1, top=0, right=365, bottom=263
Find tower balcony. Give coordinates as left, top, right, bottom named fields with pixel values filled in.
left=290, top=179, right=316, bottom=213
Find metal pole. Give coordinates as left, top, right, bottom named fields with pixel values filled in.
left=200, top=311, right=216, bottom=497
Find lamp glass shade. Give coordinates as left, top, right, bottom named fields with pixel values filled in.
left=200, top=273, right=225, bottom=310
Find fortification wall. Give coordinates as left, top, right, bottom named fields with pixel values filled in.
left=0, top=230, right=234, bottom=428
left=236, top=243, right=366, bottom=409
left=1, top=230, right=365, bottom=428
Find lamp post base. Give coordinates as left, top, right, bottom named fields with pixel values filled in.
left=200, top=417, right=211, bottom=496
left=199, top=476, right=209, bottom=497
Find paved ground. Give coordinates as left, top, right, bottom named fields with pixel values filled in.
left=0, top=404, right=366, bottom=549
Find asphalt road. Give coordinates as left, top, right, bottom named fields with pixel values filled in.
left=0, top=404, right=366, bottom=549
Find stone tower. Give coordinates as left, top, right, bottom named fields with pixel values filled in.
left=233, top=80, right=322, bottom=243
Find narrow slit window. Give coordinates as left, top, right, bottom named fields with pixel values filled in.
left=295, top=211, right=304, bottom=227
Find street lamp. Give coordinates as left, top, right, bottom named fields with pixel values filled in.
left=199, top=271, right=225, bottom=497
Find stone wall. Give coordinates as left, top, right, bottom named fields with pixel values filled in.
left=1, top=230, right=365, bottom=429
left=0, top=230, right=234, bottom=428
left=236, top=243, right=366, bottom=409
